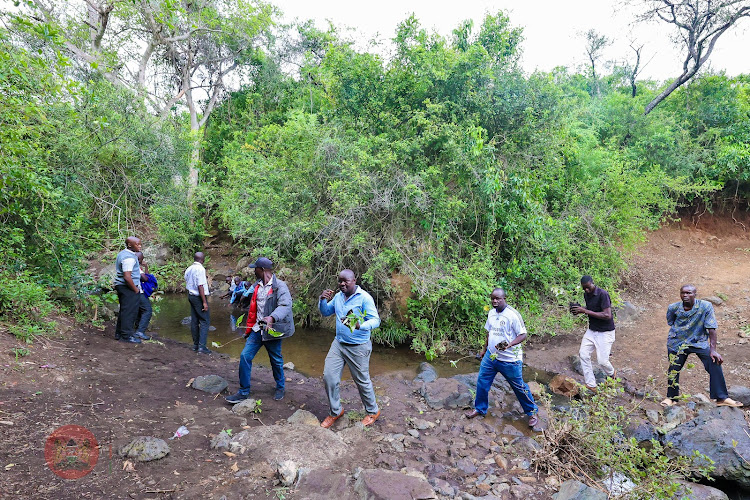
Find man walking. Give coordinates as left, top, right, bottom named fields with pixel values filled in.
left=114, top=237, right=144, bottom=343
left=226, top=258, right=294, bottom=403
left=662, top=284, right=743, bottom=408
left=185, top=252, right=211, bottom=354
left=466, top=288, right=539, bottom=427
left=571, top=275, right=616, bottom=391
left=318, top=270, right=381, bottom=428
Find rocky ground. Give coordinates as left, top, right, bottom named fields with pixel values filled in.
left=1, top=217, right=750, bottom=500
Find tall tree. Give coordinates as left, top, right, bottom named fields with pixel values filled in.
left=633, top=0, right=750, bottom=115
left=17, top=0, right=275, bottom=190
left=583, top=29, right=610, bottom=96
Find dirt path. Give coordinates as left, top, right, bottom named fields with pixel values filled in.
left=2, top=217, right=749, bottom=499
left=530, top=216, right=750, bottom=399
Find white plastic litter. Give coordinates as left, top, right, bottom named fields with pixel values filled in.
left=170, top=425, right=189, bottom=440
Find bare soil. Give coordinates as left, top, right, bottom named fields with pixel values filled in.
left=1, top=216, right=749, bottom=499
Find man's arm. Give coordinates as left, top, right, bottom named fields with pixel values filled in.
left=198, top=284, right=208, bottom=311
left=356, top=295, right=380, bottom=331
left=666, top=304, right=677, bottom=326
left=123, top=271, right=139, bottom=293
left=479, top=332, right=489, bottom=358
left=319, top=290, right=335, bottom=317
left=708, top=328, right=723, bottom=364
left=572, top=305, right=611, bottom=320
left=268, top=282, right=293, bottom=325
left=506, top=313, right=528, bottom=348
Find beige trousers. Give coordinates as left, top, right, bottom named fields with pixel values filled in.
left=579, top=328, right=616, bottom=387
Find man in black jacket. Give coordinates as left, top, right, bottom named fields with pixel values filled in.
left=226, top=258, right=294, bottom=403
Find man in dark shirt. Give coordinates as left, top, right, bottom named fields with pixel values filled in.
left=571, top=275, right=616, bottom=391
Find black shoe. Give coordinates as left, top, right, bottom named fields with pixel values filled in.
left=118, top=336, right=141, bottom=344
left=192, top=345, right=199, bottom=351
left=274, top=388, right=285, bottom=401
left=197, top=347, right=212, bottom=354
left=225, top=392, right=249, bottom=404
left=134, top=331, right=151, bottom=340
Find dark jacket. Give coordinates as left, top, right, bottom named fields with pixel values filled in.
left=246, top=275, right=295, bottom=341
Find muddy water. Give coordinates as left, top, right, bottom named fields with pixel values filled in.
left=150, top=294, right=480, bottom=379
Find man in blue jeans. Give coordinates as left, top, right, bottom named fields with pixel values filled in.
left=465, top=288, right=539, bottom=427
left=225, top=257, right=294, bottom=403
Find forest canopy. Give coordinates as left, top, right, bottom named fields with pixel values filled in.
left=2, top=1, right=749, bottom=355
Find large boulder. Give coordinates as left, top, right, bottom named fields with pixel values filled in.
left=231, top=399, right=259, bottom=416
left=118, top=436, right=169, bottom=462
left=663, top=406, right=750, bottom=490
left=287, top=409, right=320, bottom=426
left=453, top=372, right=512, bottom=394
left=419, top=378, right=473, bottom=409
left=672, top=480, right=729, bottom=500
left=569, top=355, right=607, bottom=384
left=615, top=301, right=642, bottom=323
left=142, top=243, right=170, bottom=266
left=191, top=375, right=229, bottom=394
left=354, top=469, right=436, bottom=500
left=728, top=386, right=750, bottom=406
left=549, top=374, right=579, bottom=398
left=236, top=256, right=252, bottom=274
left=414, top=362, right=438, bottom=383
left=98, top=264, right=117, bottom=288
left=296, top=469, right=354, bottom=500
left=553, top=480, right=607, bottom=500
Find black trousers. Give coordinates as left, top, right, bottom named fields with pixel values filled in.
left=115, top=285, right=140, bottom=339
left=188, top=294, right=210, bottom=349
left=667, top=345, right=728, bottom=400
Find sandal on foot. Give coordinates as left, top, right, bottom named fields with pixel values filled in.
left=716, top=398, right=743, bottom=408
left=660, top=398, right=676, bottom=407
left=528, top=414, right=539, bottom=428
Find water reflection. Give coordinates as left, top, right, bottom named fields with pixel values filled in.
left=150, top=294, right=478, bottom=379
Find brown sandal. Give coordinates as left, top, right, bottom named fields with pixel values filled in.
left=716, top=398, right=743, bottom=408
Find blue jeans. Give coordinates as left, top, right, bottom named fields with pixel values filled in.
left=473, top=353, right=537, bottom=416
left=136, top=294, right=152, bottom=333
left=188, top=294, right=210, bottom=349
left=238, top=330, right=284, bottom=396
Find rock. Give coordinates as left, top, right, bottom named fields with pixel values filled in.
left=414, top=362, right=439, bottom=383
left=287, top=409, right=320, bottom=426
left=672, top=480, right=730, bottom=500
left=191, top=375, right=229, bottom=394
left=645, top=409, right=661, bottom=424
left=553, top=479, right=607, bottom=500
left=569, top=355, right=607, bottom=383
left=233, top=424, right=349, bottom=470
left=549, top=374, right=579, bottom=398
left=494, top=454, right=509, bottom=470
left=601, top=470, right=635, bottom=496
left=181, top=316, right=192, bottom=325
left=624, top=421, right=659, bottom=449
left=702, top=296, right=724, bottom=306
left=419, top=378, right=473, bottom=409
left=354, top=469, right=436, bottom=500
left=664, top=406, right=750, bottom=489
left=728, top=386, right=750, bottom=406
left=510, top=483, right=536, bottom=498
left=236, top=256, right=252, bottom=273
left=493, top=483, right=510, bottom=496
left=428, top=477, right=455, bottom=497
left=295, top=470, right=353, bottom=499
left=142, top=244, right=170, bottom=266
left=410, top=418, right=435, bottom=431
left=526, top=381, right=544, bottom=397
left=118, top=436, right=170, bottom=462
left=283, top=362, right=295, bottom=370
left=277, top=460, right=298, bottom=487
left=455, top=457, right=477, bottom=474
left=658, top=405, right=687, bottom=433
left=98, top=264, right=117, bottom=286
left=615, top=301, right=642, bottom=323
left=231, top=399, right=259, bottom=416
left=453, top=372, right=511, bottom=394
left=509, top=436, right=541, bottom=454
left=407, top=429, right=420, bottom=438
left=210, top=430, right=232, bottom=450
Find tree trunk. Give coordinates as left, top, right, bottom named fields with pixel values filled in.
left=643, top=72, right=693, bottom=115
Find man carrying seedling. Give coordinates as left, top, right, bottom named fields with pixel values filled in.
left=318, top=269, right=381, bottom=428
left=225, top=257, right=294, bottom=403
left=661, top=284, right=742, bottom=408
left=465, top=288, right=539, bottom=428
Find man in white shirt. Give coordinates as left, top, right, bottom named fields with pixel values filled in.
left=114, top=237, right=143, bottom=343
left=465, top=288, right=539, bottom=428
left=184, top=252, right=211, bottom=354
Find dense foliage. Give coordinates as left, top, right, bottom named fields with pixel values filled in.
left=2, top=4, right=749, bottom=357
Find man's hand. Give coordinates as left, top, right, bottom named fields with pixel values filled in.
left=571, top=305, right=586, bottom=315
left=320, top=289, right=334, bottom=301
left=477, top=349, right=487, bottom=359
left=202, top=301, right=208, bottom=312
left=710, top=349, right=723, bottom=364
left=262, top=316, right=274, bottom=327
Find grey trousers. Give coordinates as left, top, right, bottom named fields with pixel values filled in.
left=323, top=339, right=378, bottom=416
